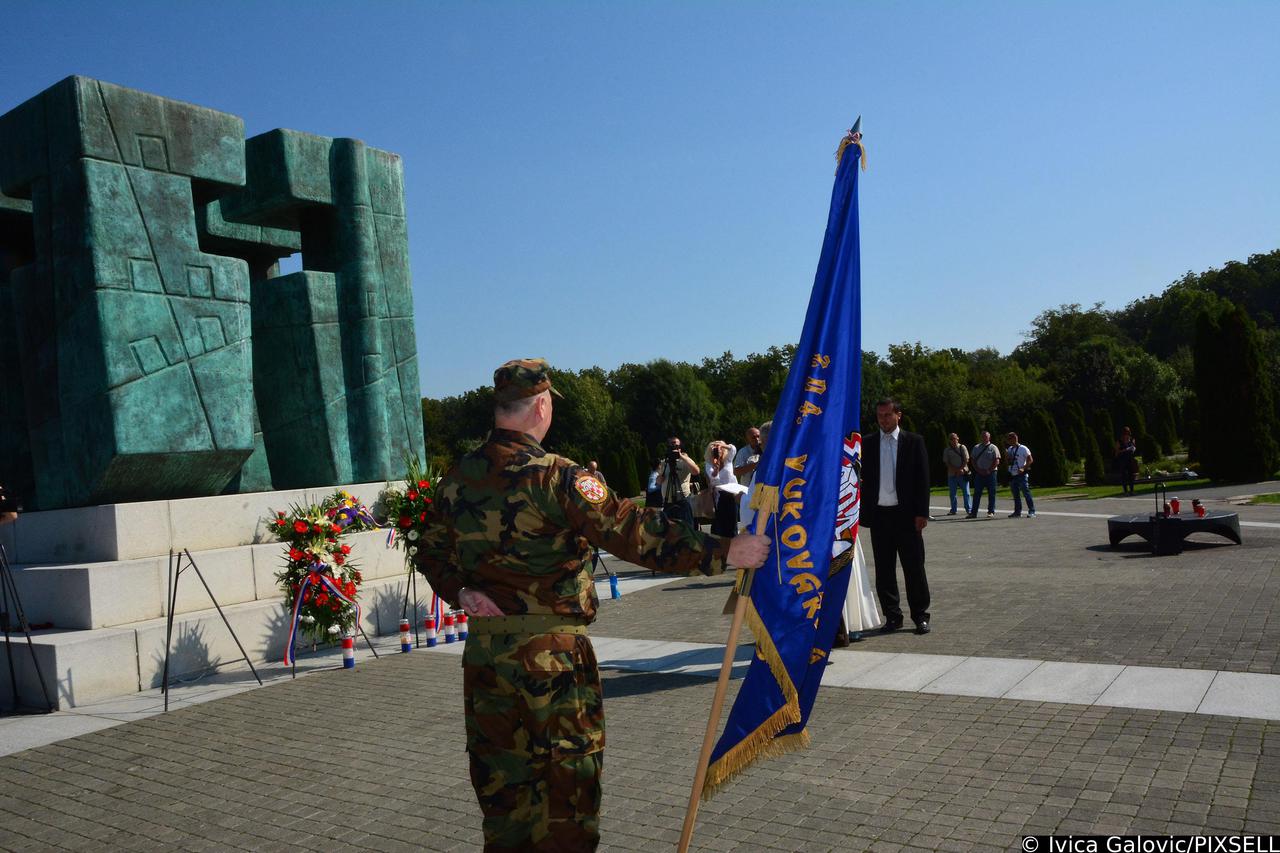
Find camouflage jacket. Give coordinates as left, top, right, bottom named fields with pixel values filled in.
left=414, top=429, right=730, bottom=621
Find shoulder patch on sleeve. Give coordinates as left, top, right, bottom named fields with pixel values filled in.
left=574, top=473, right=608, bottom=505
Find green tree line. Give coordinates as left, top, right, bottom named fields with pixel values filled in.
left=423, top=250, right=1280, bottom=491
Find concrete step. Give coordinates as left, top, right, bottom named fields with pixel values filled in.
left=1, top=571, right=439, bottom=710
left=9, top=528, right=412, bottom=630
left=1, top=480, right=390, bottom=565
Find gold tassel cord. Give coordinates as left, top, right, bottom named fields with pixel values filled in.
left=749, top=483, right=779, bottom=515
left=834, top=135, right=868, bottom=174
left=773, top=509, right=783, bottom=585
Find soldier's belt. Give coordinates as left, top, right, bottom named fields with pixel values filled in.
left=468, top=614, right=589, bottom=636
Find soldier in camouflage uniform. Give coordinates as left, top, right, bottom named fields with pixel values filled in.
left=415, top=358, right=770, bottom=852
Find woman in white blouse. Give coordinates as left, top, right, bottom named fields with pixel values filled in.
left=704, top=440, right=739, bottom=536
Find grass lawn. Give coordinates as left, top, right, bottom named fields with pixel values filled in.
left=928, top=477, right=1211, bottom=501
left=1249, top=493, right=1280, bottom=505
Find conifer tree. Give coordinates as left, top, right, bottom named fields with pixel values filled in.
left=1092, top=408, right=1117, bottom=471
left=1027, top=410, right=1069, bottom=487
left=922, top=422, right=949, bottom=486
left=1084, top=429, right=1108, bottom=486
left=1060, top=421, right=1082, bottom=463
left=1116, top=400, right=1160, bottom=459
left=1065, top=402, right=1090, bottom=462
left=1195, top=305, right=1279, bottom=481
left=1148, top=399, right=1180, bottom=455
left=603, top=447, right=642, bottom=498
left=1184, top=395, right=1201, bottom=463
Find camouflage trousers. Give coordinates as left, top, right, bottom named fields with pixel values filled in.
left=463, top=629, right=605, bottom=851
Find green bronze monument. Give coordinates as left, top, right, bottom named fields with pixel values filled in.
left=0, top=76, right=425, bottom=510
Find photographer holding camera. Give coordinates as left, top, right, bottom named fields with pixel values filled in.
left=655, top=436, right=700, bottom=527
left=705, top=440, right=740, bottom=536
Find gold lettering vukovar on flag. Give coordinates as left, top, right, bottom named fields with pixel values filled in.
left=704, top=128, right=865, bottom=794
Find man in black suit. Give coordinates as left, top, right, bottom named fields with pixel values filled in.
left=860, top=398, right=932, bottom=635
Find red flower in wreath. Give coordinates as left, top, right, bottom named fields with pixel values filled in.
left=293, top=520, right=309, bottom=534
left=288, top=547, right=305, bottom=561
left=340, top=544, right=352, bottom=555
left=407, top=490, right=419, bottom=501
left=353, top=571, right=363, bottom=583
left=419, top=511, right=427, bottom=522
left=399, top=516, right=412, bottom=528
left=315, top=592, right=330, bottom=606
left=344, top=581, right=357, bottom=597
left=334, top=554, right=345, bottom=565
left=311, top=523, right=323, bottom=533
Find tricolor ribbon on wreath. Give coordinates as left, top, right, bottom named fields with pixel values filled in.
left=283, top=567, right=364, bottom=666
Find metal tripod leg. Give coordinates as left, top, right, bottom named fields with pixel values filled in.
left=162, top=549, right=264, bottom=713
left=183, top=550, right=262, bottom=686
left=0, top=544, right=55, bottom=714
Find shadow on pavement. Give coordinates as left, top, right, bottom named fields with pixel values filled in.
left=1086, top=540, right=1239, bottom=556
left=661, top=580, right=734, bottom=591
left=600, top=669, right=723, bottom=699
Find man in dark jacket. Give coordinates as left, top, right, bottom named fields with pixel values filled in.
left=859, top=397, right=932, bottom=635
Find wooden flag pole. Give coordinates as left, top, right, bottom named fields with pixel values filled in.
left=678, top=566, right=755, bottom=853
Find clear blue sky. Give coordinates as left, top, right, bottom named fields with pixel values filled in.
left=4, top=1, right=1277, bottom=398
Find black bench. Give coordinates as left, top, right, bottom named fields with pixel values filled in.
left=1107, top=511, right=1242, bottom=548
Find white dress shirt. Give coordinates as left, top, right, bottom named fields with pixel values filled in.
left=878, top=426, right=900, bottom=507
left=705, top=460, right=737, bottom=492
left=1007, top=444, right=1031, bottom=476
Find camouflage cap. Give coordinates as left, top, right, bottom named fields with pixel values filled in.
left=493, top=357, right=564, bottom=403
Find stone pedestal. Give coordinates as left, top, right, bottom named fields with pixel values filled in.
left=1, top=482, right=435, bottom=709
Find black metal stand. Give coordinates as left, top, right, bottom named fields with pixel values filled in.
left=162, top=549, right=263, bottom=712
left=400, top=563, right=422, bottom=648
left=357, top=623, right=380, bottom=659
left=0, top=543, right=55, bottom=715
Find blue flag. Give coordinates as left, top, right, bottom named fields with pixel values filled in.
left=704, top=131, right=865, bottom=793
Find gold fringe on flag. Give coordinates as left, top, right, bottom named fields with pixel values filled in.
left=701, top=593, right=805, bottom=796
left=834, top=134, right=867, bottom=174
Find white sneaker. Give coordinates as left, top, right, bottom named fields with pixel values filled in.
left=1028, top=511, right=1037, bottom=518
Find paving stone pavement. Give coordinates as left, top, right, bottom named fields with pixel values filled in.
left=2, top=494, right=1279, bottom=851
left=596, top=498, right=1280, bottom=673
